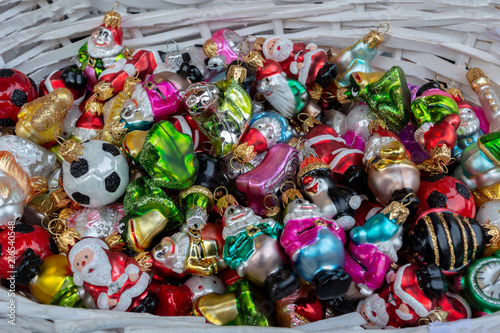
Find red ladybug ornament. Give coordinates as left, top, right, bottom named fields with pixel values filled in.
left=0, top=68, right=38, bottom=126
left=417, top=174, right=476, bottom=218
left=0, top=223, right=57, bottom=282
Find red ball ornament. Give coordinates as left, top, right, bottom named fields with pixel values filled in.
left=0, top=223, right=56, bottom=280
left=417, top=174, right=476, bottom=218
left=0, top=68, right=38, bottom=125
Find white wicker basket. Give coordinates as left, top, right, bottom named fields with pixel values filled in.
left=2, top=0, right=500, bottom=332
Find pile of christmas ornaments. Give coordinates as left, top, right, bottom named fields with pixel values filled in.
left=2, top=4, right=500, bottom=329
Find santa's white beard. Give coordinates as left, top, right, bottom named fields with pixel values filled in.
left=359, top=294, right=390, bottom=329
left=266, top=39, right=294, bottom=62
left=169, top=231, right=190, bottom=274
left=374, top=240, right=399, bottom=263
left=457, top=118, right=480, bottom=137
left=283, top=207, right=324, bottom=225
left=87, top=36, right=123, bottom=60
left=130, top=85, right=154, bottom=122
left=75, top=248, right=112, bottom=287
left=223, top=214, right=261, bottom=239
left=264, top=75, right=296, bottom=118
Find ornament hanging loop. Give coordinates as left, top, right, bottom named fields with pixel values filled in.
left=377, top=23, right=390, bottom=35
left=229, top=157, right=244, bottom=171
left=263, top=194, right=279, bottom=210
left=401, top=192, right=416, bottom=207
left=213, top=186, right=228, bottom=200
left=111, top=1, right=120, bottom=12
left=280, top=181, right=296, bottom=193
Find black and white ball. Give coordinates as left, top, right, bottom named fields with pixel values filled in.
left=62, top=140, right=129, bottom=208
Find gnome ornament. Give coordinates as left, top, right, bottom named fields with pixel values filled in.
left=222, top=205, right=301, bottom=301
left=255, top=60, right=310, bottom=118
left=68, top=237, right=155, bottom=312
left=452, top=101, right=484, bottom=161
left=281, top=198, right=351, bottom=300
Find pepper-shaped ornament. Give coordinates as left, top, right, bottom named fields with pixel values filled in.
left=137, top=120, right=199, bottom=189
left=183, top=70, right=253, bottom=157
left=68, top=237, right=156, bottom=312
left=222, top=205, right=301, bottom=301
left=344, top=201, right=408, bottom=296
left=338, top=66, right=411, bottom=131
left=331, top=24, right=388, bottom=87
left=281, top=198, right=351, bottom=300
left=117, top=176, right=184, bottom=253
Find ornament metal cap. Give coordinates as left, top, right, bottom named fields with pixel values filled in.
left=103, top=3, right=122, bottom=29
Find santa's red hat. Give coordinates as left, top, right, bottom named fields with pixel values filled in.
left=297, top=156, right=331, bottom=183
left=255, top=59, right=284, bottom=82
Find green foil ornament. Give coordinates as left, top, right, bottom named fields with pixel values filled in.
left=411, top=94, right=459, bottom=127
left=121, top=176, right=184, bottom=252
left=184, top=80, right=253, bottom=157
left=138, top=121, right=198, bottom=190
left=340, top=66, right=411, bottom=131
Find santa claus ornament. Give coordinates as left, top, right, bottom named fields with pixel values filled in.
left=68, top=237, right=155, bottom=312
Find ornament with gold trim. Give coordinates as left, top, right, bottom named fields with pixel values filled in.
left=233, top=111, right=293, bottom=165
left=409, top=208, right=487, bottom=276
left=222, top=204, right=300, bottom=301
left=454, top=131, right=500, bottom=206
left=15, top=87, right=73, bottom=145
left=338, top=66, right=411, bottom=131
left=331, top=24, right=388, bottom=87
left=61, top=139, right=129, bottom=208
left=465, top=64, right=500, bottom=132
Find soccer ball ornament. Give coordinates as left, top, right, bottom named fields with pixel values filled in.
left=0, top=68, right=38, bottom=126
left=62, top=140, right=129, bottom=208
